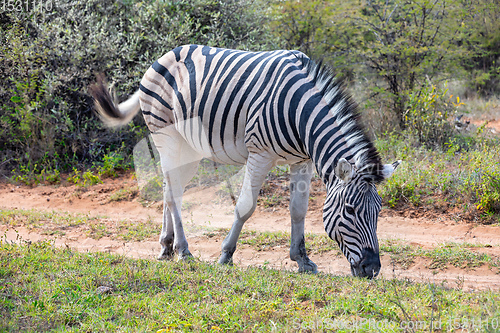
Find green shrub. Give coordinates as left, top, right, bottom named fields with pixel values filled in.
left=97, top=151, right=127, bottom=179
left=460, top=149, right=500, bottom=215
left=404, top=82, right=464, bottom=149
left=376, top=135, right=500, bottom=221
left=0, top=0, right=273, bottom=178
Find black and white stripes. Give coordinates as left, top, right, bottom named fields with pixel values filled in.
left=91, top=44, right=400, bottom=277
left=139, top=45, right=385, bottom=175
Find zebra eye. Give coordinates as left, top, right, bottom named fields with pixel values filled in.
left=345, top=205, right=355, bottom=216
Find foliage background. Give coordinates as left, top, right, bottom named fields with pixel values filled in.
left=0, top=0, right=274, bottom=174
left=0, top=0, right=499, bottom=218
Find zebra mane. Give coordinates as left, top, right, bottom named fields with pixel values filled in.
left=300, top=56, right=385, bottom=183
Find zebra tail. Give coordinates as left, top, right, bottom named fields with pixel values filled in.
left=89, top=74, right=141, bottom=128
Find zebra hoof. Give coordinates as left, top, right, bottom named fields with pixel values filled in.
left=177, top=249, right=193, bottom=261
left=157, top=247, right=174, bottom=261
left=298, top=259, right=318, bottom=274
left=217, top=251, right=234, bottom=265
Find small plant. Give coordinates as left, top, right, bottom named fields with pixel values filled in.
left=404, top=82, right=465, bottom=149
left=109, top=187, right=139, bottom=202
left=98, top=151, right=127, bottom=179
left=424, top=242, right=493, bottom=270
left=66, top=168, right=81, bottom=185
left=139, top=176, right=163, bottom=202
left=82, top=171, right=102, bottom=187
left=66, top=168, right=102, bottom=187
left=11, top=163, right=61, bottom=186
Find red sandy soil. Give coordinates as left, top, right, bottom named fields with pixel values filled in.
left=1, top=176, right=499, bottom=291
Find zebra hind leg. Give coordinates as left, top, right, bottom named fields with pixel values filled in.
left=158, top=203, right=174, bottom=260
left=151, top=129, right=201, bottom=261
left=158, top=160, right=200, bottom=260
left=289, top=162, right=317, bottom=273
left=218, top=153, right=275, bottom=265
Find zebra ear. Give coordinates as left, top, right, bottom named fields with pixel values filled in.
left=335, top=158, right=354, bottom=183
left=382, top=160, right=402, bottom=179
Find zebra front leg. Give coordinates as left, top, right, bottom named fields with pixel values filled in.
left=289, top=162, right=317, bottom=273
left=218, top=153, right=274, bottom=265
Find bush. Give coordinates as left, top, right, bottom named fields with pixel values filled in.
left=404, top=82, right=465, bottom=149
left=376, top=135, right=500, bottom=221
left=0, top=0, right=273, bottom=177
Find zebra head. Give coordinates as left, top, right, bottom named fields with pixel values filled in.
left=323, top=158, right=400, bottom=279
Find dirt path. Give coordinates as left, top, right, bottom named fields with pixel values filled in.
left=1, top=177, right=499, bottom=291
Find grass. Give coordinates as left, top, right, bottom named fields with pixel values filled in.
left=0, top=209, right=92, bottom=231
left=1, top=239, right=499, bottom=332
left=381, top=240, right=500, bottom=271
left=108, top=186, right=139, bottom=202
left=210, top=229, right=500, bottom=272
left=2, top=209, right=498, bottom=272
left=0, top=209, right=158, bottom=242
left=238, top=230, right=341, bottom=256
left=380, top=239, right=417, bottom=269
left=424, top=243, right=498, bottom=270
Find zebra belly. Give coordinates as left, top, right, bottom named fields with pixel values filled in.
left=174, top=117, right=249, bottom=166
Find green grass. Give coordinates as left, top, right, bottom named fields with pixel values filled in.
left=0, top=209, right=158, bottom=242
left=0, top=209, right=93, bottom=231
left=2, top=209, right=499, bottom=272
left=381, top=239, right=500, bottom=271
left=380, top=239, right=417, bottom=269
left=1, top=239, right=499, bottom=332
left=424, top=243, right=498, bottom=270
left=237, top=230, right=341, bottom=256
left=211, top=229, right=500, bottom=271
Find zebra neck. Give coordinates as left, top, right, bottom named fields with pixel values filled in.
left=298, top=104, right=371, bottom=185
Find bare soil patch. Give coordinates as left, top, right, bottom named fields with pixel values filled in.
left=1, top=175, right=499, bottom=291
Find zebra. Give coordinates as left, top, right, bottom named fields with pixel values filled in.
left=90, top=45, right=400, bottom=279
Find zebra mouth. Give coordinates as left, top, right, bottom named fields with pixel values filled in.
left=349, top=249, right=381, bottom=279
left=350, top=263, right=380, bottom=279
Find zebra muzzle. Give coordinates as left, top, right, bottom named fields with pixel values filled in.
left=350, top=248, right=381, bottom=279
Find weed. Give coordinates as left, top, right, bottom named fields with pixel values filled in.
left=67, top=168, right=102, bottom=187
left=108, top=187, right=139, bottom=202
left=97, top=151, right=127, bottom=179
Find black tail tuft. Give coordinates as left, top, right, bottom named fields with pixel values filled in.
left=89, top=74, right=122, bottom=120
